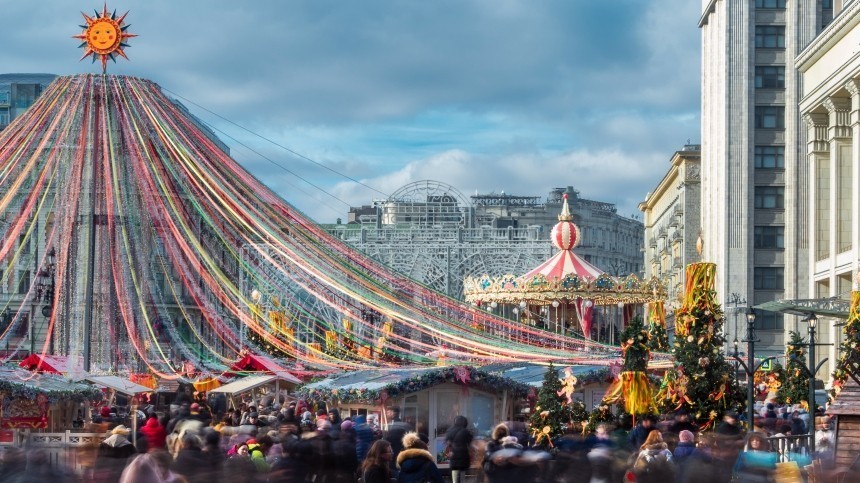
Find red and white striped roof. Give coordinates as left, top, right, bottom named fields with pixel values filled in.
left=522, top=249, right=603, bottom=281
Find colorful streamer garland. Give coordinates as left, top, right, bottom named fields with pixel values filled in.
left=0, top=74, right=644, bottom=382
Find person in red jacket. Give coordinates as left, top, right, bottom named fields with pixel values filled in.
left=140, top=413, right=167, bottom=451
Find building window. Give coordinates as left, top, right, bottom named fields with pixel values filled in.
left=754, top=146, right=785, bottom=168
left=756, top=0, right=786, bottom=7
left=755, top=26, right=786, bottom=48
left=754, top=186, right=785, bottom=209
left=822, top=0, right=832, bottom=8
left=755, top=312, right=784, bottom=330
left=816, top=157, right=830, bottom=260
left=754, top=226, right=785, bottom=249
left=754, top=267, right=784, bottom=290
left=755, top=106, right=785, bottom=129
left=17, top=270, right=30, bottom=295
left=838, top=145, right=852, bottom=253
left=755, top=66, right=785, bottom=89
left=18, top=234, right=29, bottom=255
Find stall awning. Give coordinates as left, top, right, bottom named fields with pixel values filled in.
left=84, top=376, right=153, bottom=395
left=225, top=353, right=301, bottom=384
left=19, top=354, right=81, bottom=375
left=208, top=374, right=297, bottom=395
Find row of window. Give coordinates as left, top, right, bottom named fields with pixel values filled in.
left=755, top=66, right=785, bottom=89
left=755, top=106, right=785, bottom=129
left=755, top=186, right=784, bottom=209
left=754, top=267, right=784, bottom=290
left=755, top=146, right=784, bottom=168
left=756, top=0, right=833, bottom=8
left=755, top=0, right=785, bottom=8
left=755, top=26, right=785, bottom=49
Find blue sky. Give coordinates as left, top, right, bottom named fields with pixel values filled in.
left=0, top=0, right=702, bottom=222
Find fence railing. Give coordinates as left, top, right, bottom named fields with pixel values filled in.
left=768, top=434, right=813, bottom=463
left=0, top=430, right=107, bottom=475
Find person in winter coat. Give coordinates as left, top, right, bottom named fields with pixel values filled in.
left=361, top=439, right=394, bottom=483
left=732, top=431, right=776, bottom=482
left=673, top=430, right=696, bottom=463
left=397, top=432, right=443, bottom=483
left=140, top=414, right=168, bottom=451
left=94, top=425, right=138, bottom=483
left=172, top=433, right=210, bottom=483
left=631, top=430, right=675, bottom=483
left=331, top=421, right=359, bottom=483
left=444, top=415, right=473, bottom=483
left=353, top=414, right=376, bottom=462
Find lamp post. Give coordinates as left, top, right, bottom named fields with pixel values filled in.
left=744, top=307, right=757, bottom=430
left=731, top=307, right=775, bottom=432
left=805, top=313, right=818, bottom=454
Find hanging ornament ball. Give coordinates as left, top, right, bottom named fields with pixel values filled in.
left=584, top=300, right=594, bottom=308
left=550, top=220, right=581, bottom=250
left=552, top=300, right=560, bottom=308
left=698, top=357, right=710, bottom=367
left=519, top=301, right=528, bottom=309
left=490, top=301, right=498, bottom=308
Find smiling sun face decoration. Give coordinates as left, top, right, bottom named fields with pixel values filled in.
left=73, top=5, right=137, bottom=73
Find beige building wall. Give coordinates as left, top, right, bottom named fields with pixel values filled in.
left=639, top=145, right=702, bottom=324
left=797, top=0, right=860, bottom=386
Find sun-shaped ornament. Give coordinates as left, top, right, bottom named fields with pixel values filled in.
left=73, top=4, right=137, bottom=73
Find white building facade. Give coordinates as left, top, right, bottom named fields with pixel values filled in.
left=797, top=0, right=860, bottom=384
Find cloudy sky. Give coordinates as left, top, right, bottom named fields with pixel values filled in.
left=0, top=0, right=701, bottom=223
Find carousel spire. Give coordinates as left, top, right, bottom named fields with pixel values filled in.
left=551, top=193, right=581, bottom=251
left=558, top=193, right=572, bottom=222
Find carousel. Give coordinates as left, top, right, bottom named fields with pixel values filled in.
left=463, top=194, right=667, bottom=344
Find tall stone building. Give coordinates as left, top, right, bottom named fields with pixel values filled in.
left=639, top=144, right=702, bottom=322
left=699, top=0, right=831, bottom=356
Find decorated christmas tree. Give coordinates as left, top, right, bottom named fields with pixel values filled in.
left=661, top=263, right=743, bottom=429
left=584, top=403, right=616, bottom=434
left=602, top=316, right=656, bottom=416
left=778, top=331, right=809, bottom=407
left=832, top=290, right=860, bottom=396
left=648, top=301, right=670, bottom=353
left=530, top=362, right=566, bottom=447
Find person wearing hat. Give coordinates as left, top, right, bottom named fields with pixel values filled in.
left=715, top=411, right=742, bottom=438
left=396, top=432, right=443, bottom=483
left=668, top=409, right=699, bottom=435
left=94, top=425, right=137, bottom=482
left=332, top=419, right=359, bottom=482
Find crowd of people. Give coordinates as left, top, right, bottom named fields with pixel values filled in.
left=0, top=392, right=855, bottom=483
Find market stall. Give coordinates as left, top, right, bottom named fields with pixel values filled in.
left=0, top=366, right=101, bottom=431
left=298, top=365, right=530, bottom=465
left=208, top=373, right=301, bottom=410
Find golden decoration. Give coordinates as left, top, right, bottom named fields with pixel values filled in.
left=73, top=5, right=138, bottom=73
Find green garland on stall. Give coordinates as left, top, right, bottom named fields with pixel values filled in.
left=297, top=366, right=531, bottom=404
left=0, top=378, right=103, bottom=404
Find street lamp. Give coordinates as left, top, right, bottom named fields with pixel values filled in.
left=804, top=312, right=818, bottom=454
left=731, top=307, right=775, bottom=432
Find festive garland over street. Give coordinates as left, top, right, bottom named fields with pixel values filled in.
left=0, top=376, right=102, bottom=403
left=0, top=74, right=636, bottom=378
left=296, top=366, right=531, bottom=404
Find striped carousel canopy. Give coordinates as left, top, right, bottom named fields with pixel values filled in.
left=522, top=248, right=603, bottom=281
